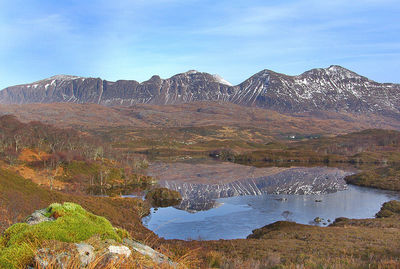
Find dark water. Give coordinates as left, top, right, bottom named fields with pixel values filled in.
left=143, top=185, right=400, bottom=240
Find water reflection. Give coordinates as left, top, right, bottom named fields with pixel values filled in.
left=143, top=186, right=400, bottom=240
left=157, top=166, right=351, bottom=212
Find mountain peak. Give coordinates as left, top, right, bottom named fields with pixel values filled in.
left=184, top=70, right=200, bottom=75
left=48, top=75, right=83, bottom=81
left=325, top=65, right=354, bottom=74
left=327, top=65, right=345, bottom=71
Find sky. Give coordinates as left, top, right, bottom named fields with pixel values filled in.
left=0, top=0, right=399, bottom=89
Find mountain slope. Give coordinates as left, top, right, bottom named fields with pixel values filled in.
left=1, top=66, right=399, bottom=117
left=240, top=66, right=400, bottom=116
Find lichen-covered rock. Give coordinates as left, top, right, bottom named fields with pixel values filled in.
left=1, top=203, right=179, bottom=269
left=34, top=248, right=71, bottom=269
left=0, top=202, right=125, bottom=268
left=75, top=243, right=95, bottom=266
left=33, top=248, right=52, bottom=268
left=25, top=209, right=54, bottom=225
left=108, top=245, right=131, bottom=257
left=123, top=238, right=178, bottom=267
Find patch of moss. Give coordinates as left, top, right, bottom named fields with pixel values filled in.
left=0, top=202, right=127, bottom=269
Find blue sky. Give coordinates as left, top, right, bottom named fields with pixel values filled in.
left=0, top=0, right=399, bottom=89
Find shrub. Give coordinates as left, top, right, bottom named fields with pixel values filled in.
left=145, top=188, right=182, bottom=207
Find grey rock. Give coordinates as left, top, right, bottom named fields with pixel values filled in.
left=123, top=238, right=178, bottom=267
left=314, top=217, right=322, bottom=223
left=33, top=239, right=179, bottom=268
left=25, top=209, right=54, bottom=225
left=98, top=245, right=133, bottom=266
left=75, top=243, right=95, bottom=267
left=108, top=245, right=131, bottom=257
left=34, top=248, right=52, bottom=268
left=33, top=248, right=71, bottom=269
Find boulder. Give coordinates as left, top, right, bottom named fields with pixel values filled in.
left=25, top=209, right=54, bottom=225
left=75, top=243, right=95, bottom=267
left=108, top=245, right=131, bottom=257
left=123, top=238, right=178, bottom=267
left=314, top=217, right=322, bottom=223
left=34, top=248, right=71, bottom=269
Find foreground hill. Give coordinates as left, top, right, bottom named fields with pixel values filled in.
left=1, top=66, right=400, bottom=117
left=2, top=167, right=400, bottom=268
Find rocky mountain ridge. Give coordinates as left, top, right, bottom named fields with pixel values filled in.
left=1, top=66, right=399, bottom=116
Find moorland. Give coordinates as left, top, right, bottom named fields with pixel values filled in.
left=0, top=100, right=400, bottom=268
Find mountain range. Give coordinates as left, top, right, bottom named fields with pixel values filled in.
left=1, top=66, right=399, bottom=117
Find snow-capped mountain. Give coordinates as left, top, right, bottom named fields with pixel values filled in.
left=238, top=65, right=400, bottom=116
left=1, top=66, right=399, bottom=117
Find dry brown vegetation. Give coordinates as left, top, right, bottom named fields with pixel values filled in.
left=160, top=202, right=400, bottom=268
left=2, top=102, right=400, bottom=131
left=3, top=102, right=400, bottom=165
left=345, top=165, right=400, bottom=191
left=0, top=168, right=153, bottom=241
left=0, top=115, right=154, bottom=195
left=1, top=103, right=400, bottom=268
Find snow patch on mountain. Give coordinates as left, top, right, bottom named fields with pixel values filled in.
left=184, top=70, right=200, bottom=75
left=212, top=74, right=233, bottom=86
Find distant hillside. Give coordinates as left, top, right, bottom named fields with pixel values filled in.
left=1, top=102, right=400, bottom=134
left=1, top=66, right=400, bottom=117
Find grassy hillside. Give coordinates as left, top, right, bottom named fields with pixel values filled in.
left=345, top=165, right=400, bottom=191
left=0, top=168, right=152, bottom=241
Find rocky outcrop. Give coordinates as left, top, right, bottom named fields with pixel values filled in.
left=25, top=208, right=54, bottom=225
left=0, top=202, right=178, bottom=269
left=33, top=239, right=177, bottom=269
left=123, top=238, right=175, bottom=265
left=1, top=66, right=400, bottom=117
